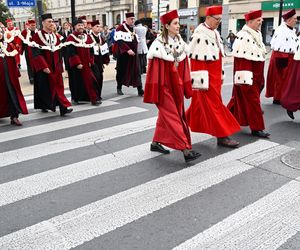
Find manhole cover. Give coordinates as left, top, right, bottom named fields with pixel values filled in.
left=281, top=151, right=300, bottom=170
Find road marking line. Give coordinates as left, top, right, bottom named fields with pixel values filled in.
left=0, top=107, right=147, bottom=143
left=0, top=133, right=211, bottom=207
left=0, top=117, right=157, bottom=168
left=0, top=140, right=282, bottom=250
left=173, top=178, right=300, bottom=250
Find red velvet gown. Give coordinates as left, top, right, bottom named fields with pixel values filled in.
left=31, top=30, right=71, bottom=111
left=144, top=56, right=193, bottom=150
left=266, top=51, right=294, bottom=101
left=0, top=42, right=28, bottom=119
left=66, top=32, right=99, bottom=103
left=227, top=58, right=265, bottom=131
left=186, top=55, right=240, bottom=138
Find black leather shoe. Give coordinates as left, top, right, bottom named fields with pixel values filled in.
left=117, top=89, right=124, bottom=95
left=91, top=100, right=102, bottom=106
left=150, top=143, right=170, bottom=154
left=184, top=150, right=201, bottom=163
left=60, top=108, right=73, bottom=116
left=273, top=99, right=281, bottom=105
left=287, top=110, right=295, bottom=120
left=251, top=130, right=270, bottom=138
left=217, top=137, right=239, bottom=148
left=41, top=109, right=48, bottom=113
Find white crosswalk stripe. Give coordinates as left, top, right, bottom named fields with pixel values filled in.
left=0, top=91, right=298, bottom=250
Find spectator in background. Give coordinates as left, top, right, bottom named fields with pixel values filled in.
left=146, top=25, right=156, bottom=49
left=226, top=30, right=236, bottom=52
left=134, top=19, right=148, bottom=74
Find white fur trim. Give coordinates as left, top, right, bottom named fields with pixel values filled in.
left=233, top=25, right=266, bottom=62
left=3, top=27, right=20, bottom=43
left=147, top=35, right=188, bottom=62
left=234, top=70, right=253, bottom=85
left=189, top=24, right=224, bottom=61
left=271, top=23, right=298, bottom=54
left=0, top=42, right=18, bottom=57
left=222, top=67, right=225, bottom=80
left=191, top=70, right=209, bottom=90
left=100, top=43, right=109, bottom=55
left=114, top=31, right=133, bottom=42
left=293, top=41, right=300, bottom=61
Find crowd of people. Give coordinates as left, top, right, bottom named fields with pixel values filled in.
left=0, top=6, right=299, bottom=162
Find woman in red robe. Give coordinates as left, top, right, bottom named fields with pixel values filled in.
left=0, top=33, right=28, bottom=125
left=186, top=6, right=240, bottom=148
left=144, top=10, right=201, bottom=163
left=281, top=39, right=300, bottom=120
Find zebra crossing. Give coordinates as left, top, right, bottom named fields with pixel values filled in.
left=0, top=91, right=299, bottom=250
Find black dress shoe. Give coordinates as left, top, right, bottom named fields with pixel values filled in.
left=150, top=143, right=170, bottom=154
left=91, top=100, right=102, bottom=106
left=251, top=130, right=270, bottom=138
left=117, top=89, right=124, bottom=95
left=10, top=118, right=22, bottom=126
left=286, top=110, right=295, bottom=120
left=60, top=108, right=73, bottom=116
left=273, top=99, right=281, bottom=105
left=217, top=137, right=239, bottom=148
left=41, top=109, right=48, bottom=113
left=184, top=150, right=201, bottom=163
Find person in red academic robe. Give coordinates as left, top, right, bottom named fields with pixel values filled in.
left=66, top=18, right=101, bottom=105
left=19, top=19, right=38, bottom=84
left=0, top=33, right=28, bottom=126
left=3, top=19, right=22, bottom=68
left=114, top=12, right=144, bottom=96
left=30, top=13, right=72, bottom=116
left=90, top=20, right=110, bottom=100
left=144, top=10, right=201, bottom=163
left=281, top=39, right=300, bottom=120
left=186, top=6, right=240, bottom=148
left=266, top=9, right=298, bottom=104
left=227, top=10, right=270, bottom=138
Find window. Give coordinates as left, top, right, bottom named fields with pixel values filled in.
left=179, top=0, right=188, bottom=9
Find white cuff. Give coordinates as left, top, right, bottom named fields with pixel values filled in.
left=114, top=31, right=132, bottom=42
left=100, top=43, right=109, bottom=55
left=234, top=70, right=253, bottom=85
left=191, top=70, right=209, bottom=90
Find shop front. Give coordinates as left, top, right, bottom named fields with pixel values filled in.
left=178, top=8, right=199, bottom=42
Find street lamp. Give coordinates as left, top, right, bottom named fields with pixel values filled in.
left=71, top=0, right=76, bottom=23
left=278, top=0, right=284, bottom=26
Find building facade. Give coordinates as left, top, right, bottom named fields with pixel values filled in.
left=227, top=0, right=300, bottom=45
left=8, top=0, right=135, bottom=29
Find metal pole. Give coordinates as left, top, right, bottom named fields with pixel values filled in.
left=37, top=0, right=43, bottom=29
left=278, top=0, right=284, bottom=26
left=71, top=0, right=76, bottom=23
left=157, top=0, right=160, bottom=31
left=144, top=0, right=147, bottom=18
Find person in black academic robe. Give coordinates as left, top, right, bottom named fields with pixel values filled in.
left=30, top=13, right=72, bottom=116
left=90, top=20, right=110, bottom=100
left=66, top=18, right=101, bottom=105
left=114, top=12, right=144, bottom=96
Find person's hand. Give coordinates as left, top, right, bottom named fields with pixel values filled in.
left=127, top=49, right=135, bottom=56
left=77, top=64, right=83, bottom=69
left=88, top=63, right=91, bottom=67
left=43, top=68, right=51, bottom=74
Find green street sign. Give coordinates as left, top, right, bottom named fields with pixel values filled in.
left=262, top=1, right=300, bottom=11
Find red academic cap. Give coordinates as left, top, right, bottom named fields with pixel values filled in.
left=91, top=20, right=100, bottom=27
left=78, top=16, right=87, bottom=20
left=28, top=19, right=36, bottom=24
left=5, top=19, right=13, bottom=23
left=244, top=10, right=262, bottom=21
left=160, top=10, right=179, bottom=25
left=206, top=6, right=223, bottom=16
left=282, top=9, right=296, bottom=21
left=125, top=12, right=134, bottom=18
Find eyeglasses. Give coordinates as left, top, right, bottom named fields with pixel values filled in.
left=210, top=16, right=222, bottom=22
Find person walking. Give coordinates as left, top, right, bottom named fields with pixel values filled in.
left=186, top=6, right=240, bottom=148
left=144, top=10, right=201, bottom=163
left=227, top=10, right=270, bottom=138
